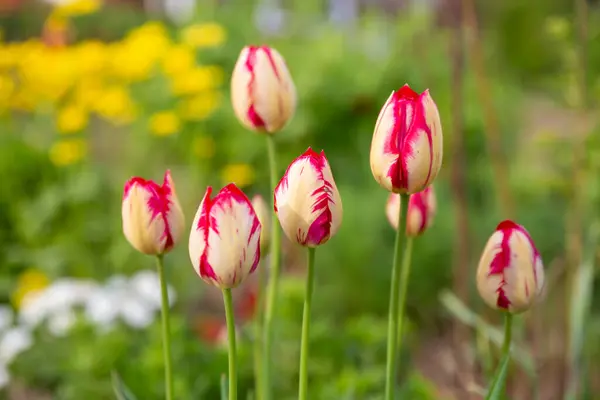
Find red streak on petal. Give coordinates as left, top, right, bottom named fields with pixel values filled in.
left=196, top=187, right=218, bottom=281
left=383, top=86, right=436, bottom=192
left=244, top=46, right=281, bottom=129
left=489, top=223, right=513, bottom=309
left=408, top=187, right=431, bottom=235
left=498, top=220, right=542, bottom=286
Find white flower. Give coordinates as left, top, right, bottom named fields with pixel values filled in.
left=0, top=306, right=13, bottom=333
left=119, top=295, right=155, bottom=329
left=83, top=287, right=120, bottom=330
left=129, top=270, right=176, bottom=310
left=0, top=327, right=32, bottom=364
left=0, top=364, right=9, bottom=389
left=48, top=310, right=77, bottom=337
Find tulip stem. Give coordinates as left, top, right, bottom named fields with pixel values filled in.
left=156, top=254, right=174, bottom=400
left=396, top=236, right=414, bottom=348
left=484, top=312, right=513, bottom=400
left=253, top=260, right=266, bottom=400
left=223, top=288, right=238, bottom=400
left=263, top=135, right=281, bottom=400
left=298, top=247, right=316, bottom=400
left=384, top=193, right=410, bottom=400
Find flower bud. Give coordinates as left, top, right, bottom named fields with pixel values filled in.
left=370, top=84, right=443, bottom=194
left=386, top=186, right=436, bottom=237
left=231, top=45, right=296, bottom=134
left=274, top=148, right=342, bottom=247
left=189, top=184, right=261, bottom=289
left=476, top=220, right=545, bottom=314
left=251, top=195, right=271, bottom=254
left=122, top=170, right=185, bottom=255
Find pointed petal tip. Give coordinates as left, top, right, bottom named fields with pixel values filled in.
left=496, top=219, right=519, bottom=231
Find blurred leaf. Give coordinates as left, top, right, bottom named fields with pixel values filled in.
left=111, top=371, right=138, bottom=400
left=220, top=374, right=228, bottom=400
left=439, top=290, right=536, bottom=378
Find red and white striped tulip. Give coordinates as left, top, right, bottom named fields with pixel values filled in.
left=189, top=184, right=262, bottom=289
left=370, top=84, right=443, bottom=194
left=251, top=194, right=271, bottom=254
left=274, top=148, right=342, bottom=247
left=231, top=45, right=296, bottom=134
left=476, top=220, right=545, bottom=314
left=386, top=186, right=436, bottom=237
left=122, top=170, right=185, bottom=255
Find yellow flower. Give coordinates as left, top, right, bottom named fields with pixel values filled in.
left=0, top=74, right=15, bottom=112
left=12, top=269, right=50, bottom=310
left=56, top=104, right=88, bottom=134
left=170, top=66, right=224, bottom=95
left=92, top=86, right=137, bottom=124
left=49, top=138, right=88, bottom=166
left=178, top=91, right=222, bottom=121
left=162, top=45, right=196, bottom=76
left=53, top=0, right=101, bottom=17
left=220, top=163, right=256, bottom=188
left=181, top=23, right=227, bottom=48
left=192, top=135, right=216, bottom=159
left=149, top=111, right=181, bottom=137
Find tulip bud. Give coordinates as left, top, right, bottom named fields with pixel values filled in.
left=274, top=148, right=342, bottom=247
left=231, top=45, right=296, bottom=134
left=370, top=84, right=443, bottom=194
left=251, top=195, right=271, bottom=254
left=189, top=184, right=262, bottom=289
left=122, top=170, right=185, bottom=255
left=386, top=186, right=436, bottom=237
left=476, top=220, right=545, bottom=314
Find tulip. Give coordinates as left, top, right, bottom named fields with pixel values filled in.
left=189, top=183, right=262, bottom=289
left=231, top=45, right=296, bottom=133
left=370, top=84, right=443, bottom=194
left=274, top=148, right=343, bottom=247
left=476, top=220, right=545, bottom=314
left=252, top=195, right=271, bottom=254
left=386, top=186, right=436, bottom=237
left=122, top=170, right=185, bottom=256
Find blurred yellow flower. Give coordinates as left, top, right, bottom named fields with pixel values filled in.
left=162, top=45, right=196, bottom=76
left=73, top=77, right=104, bottom=109
left=192, top=135, right=216, bottom=159
left=0, top=74, right=15, bottom=111
left=93, top=86, right=137, bottom=125
left=49, top=138, right=88, bottom=166
left=53, top=0, right=101, bottom=17
left=220, top=163, right=256, bottom=188
left=170, top=66, right=224, bottom=95
left=149, top=111, right=181, bottom=136
left=181, top=23, right=227, bottom=48
left=56, top=104, right=88, bottom=133
left=12, top=269, right=50, bottom=310
left=74, top=40, right=107, bottom=76
left=178, top=91, right=222, bottom=121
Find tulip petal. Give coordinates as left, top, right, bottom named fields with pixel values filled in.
left=275, top=148, right=342, bottom=247
left=477, top=220, right=544, bottom=313
left=122, top=170, right=184, bottom=255
left=370, top=85, right=443, bottom=194
left=190, top=184, right=261, bottom=288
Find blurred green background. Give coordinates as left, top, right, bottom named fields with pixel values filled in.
left=0, top=0, right=600, bottom=398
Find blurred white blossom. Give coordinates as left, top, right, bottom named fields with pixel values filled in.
left=0, top=307, right=13, bottom=333
left=0, top=327, right=33, bottom=364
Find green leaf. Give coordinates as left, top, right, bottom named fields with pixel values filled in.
left=111, top=371, right=138, bottom=400
left=485, top=353, right=511, bottom=400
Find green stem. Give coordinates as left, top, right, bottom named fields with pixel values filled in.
left=223, top=288, right=238, bottom=400
left=156, top=255, right=174, bottom=400
left=263, top=135, right=281, bottom=400
left=485, top=313, right=514, bottom=400
left=384, top=193, right=410, bottom=400
left=395, top=237, right=414, bottom=348
left=253, top=260, right=266, bottom=400
left=298, top=247, right=316, bottom=400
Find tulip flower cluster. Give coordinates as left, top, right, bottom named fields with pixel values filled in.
left=117, top=42, right=545, bottom=400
